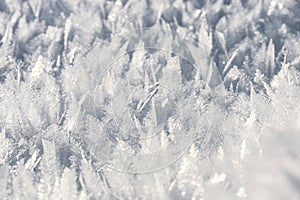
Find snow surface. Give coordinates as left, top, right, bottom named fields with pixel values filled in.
left=0, top=0, right=300, bottom=199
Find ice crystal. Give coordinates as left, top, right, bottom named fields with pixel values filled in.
left=0, top=0, right=300, bottom=199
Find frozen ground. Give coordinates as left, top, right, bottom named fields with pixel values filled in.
left=0, top=0, right=300, bottom=199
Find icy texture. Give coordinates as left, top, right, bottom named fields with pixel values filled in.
left=0, top=0, right=300, bottom=199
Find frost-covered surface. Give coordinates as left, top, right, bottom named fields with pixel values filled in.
left=0, top=0, right=300, bottom=199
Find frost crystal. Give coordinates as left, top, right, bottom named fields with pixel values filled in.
left=0, top=0, right=300, bottom=199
